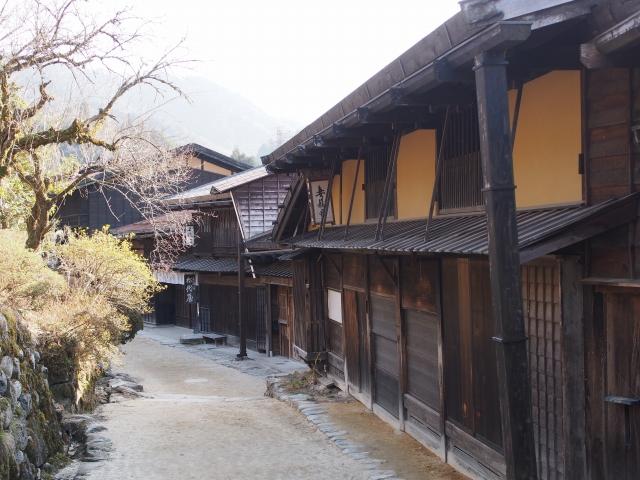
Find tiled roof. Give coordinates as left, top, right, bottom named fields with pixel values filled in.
left=174, top=256, right=239, bottom=273
left=174, top=143, right=253, bottom=172
left=209, top=166, right=270, bottom=193
left=252, top=261, right=293, bottom=278
left=110, top=211, right=196, bottom=236
left=284, top=195, right=639, bottom=261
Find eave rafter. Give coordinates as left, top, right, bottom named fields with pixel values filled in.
left=581, top=9, right=640, bottom=68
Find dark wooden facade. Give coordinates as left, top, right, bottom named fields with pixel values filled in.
left=299, top=250, right=583, bottom=479
left=262, top=4, right=640, bottom=478
left=583, top=67, right=640, bottom=480
left=193, top=207, right=239, bottom=256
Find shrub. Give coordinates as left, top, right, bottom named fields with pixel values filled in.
left=50, top=228, right=161, bottom=335
left=0, top=227, right=159, bottom=408
left=35, top=293, right=127, bottom=405
left=0, top=230, right=66, bottom=310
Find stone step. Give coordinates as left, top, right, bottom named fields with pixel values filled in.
left=202, top=333, right=227, bottom=345
left=179, top=334, right=205, bottom=345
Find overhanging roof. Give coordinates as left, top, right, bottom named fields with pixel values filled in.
left=283, top=195, right=638, bottom=262
left=110, top=210, right=196, bottom=237
left=173, top=254, right=292, bottom=278
left=174, top=256, right=239, bottom=273
left=209, top=166, right=270, bottom=193
left=174, top=143, right=252, bottom=172
left=264, top=0, right=594, bottom=168
left=164, top=180, right=231, bottom=204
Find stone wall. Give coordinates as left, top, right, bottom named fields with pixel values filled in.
left=0, top=309, right=63, bottom=480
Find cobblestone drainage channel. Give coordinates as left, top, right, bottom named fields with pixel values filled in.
left=266, top=376, right=402, bottom=480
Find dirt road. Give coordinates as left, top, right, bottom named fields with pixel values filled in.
left=80, top=336, right=372, bottom=480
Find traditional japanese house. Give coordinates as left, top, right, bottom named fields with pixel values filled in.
left=206, top=166, right=297, bottom=356
left=57, top=143, right=250, bottom=230
left=120, top=165, right=298, bottom=355
left=260, top=1, right=640, bottom=478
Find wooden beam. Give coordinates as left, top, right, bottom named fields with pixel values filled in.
left=581, top=277, right=640, bottom=288
left=394, top=257, right=405, bottom=429
left=561, top=257, right=587, bottom=478
left=265, top=283, right=273, bottom=356
left=344, top=148, right=363, bottom=239
left=357, top=106, right=440, bottom=127
left=519, top=195, right=638, bottom=263
left=581, top=10, right=640, bottom=69
left=434, top=58, right=475, bottom=84
left=474, top=49, right=538, bottom=480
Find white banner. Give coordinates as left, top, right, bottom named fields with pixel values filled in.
left=154, top=270, right=185, bottom=285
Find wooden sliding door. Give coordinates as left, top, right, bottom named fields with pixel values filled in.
left=343, top=289, right=370, bottom=396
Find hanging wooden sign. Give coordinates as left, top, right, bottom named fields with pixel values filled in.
left=185, top=274, right=198, bottom=304
left=309, top=179, right=334, bottom=225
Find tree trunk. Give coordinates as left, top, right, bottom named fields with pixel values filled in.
left=25, top=192, right=51, bottom=250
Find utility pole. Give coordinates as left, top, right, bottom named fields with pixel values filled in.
left=474, top=49, right=537, bottom=480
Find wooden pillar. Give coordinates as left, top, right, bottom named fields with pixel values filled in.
left=265, top=283, right=273, bottom=357
left=561, top=257, right=587, bottom=478
left=474, top=50, right=537, bottom=480
left=395, top=257, right=406, bottom=429
left=237, top=230, right=247, bottom=358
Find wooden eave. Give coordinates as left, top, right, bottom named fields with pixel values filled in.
left=265, top=1, right=602, bottom=172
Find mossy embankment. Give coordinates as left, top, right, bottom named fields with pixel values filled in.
left=0, top=308, right=63, bottom=480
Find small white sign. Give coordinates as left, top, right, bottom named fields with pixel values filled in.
left=153, top=270, right=185, bottom=285
left=184, top=225, right=195, bottom=246
left=327, top=289, right=342, bottom=324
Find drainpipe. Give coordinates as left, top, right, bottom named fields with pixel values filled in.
left=474, top=49, right=537, bottom=480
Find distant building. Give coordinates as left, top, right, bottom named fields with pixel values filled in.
left=57, top=143, right=251, bottom=230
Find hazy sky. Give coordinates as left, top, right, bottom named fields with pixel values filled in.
left=110, top=0, right=461, bottom=126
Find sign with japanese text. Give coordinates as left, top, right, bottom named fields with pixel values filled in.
left=185, top=274, right=198, bottom=304
left=309, top=179, right=334, bottom=225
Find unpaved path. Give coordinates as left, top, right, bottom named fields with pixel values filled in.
left=82, top=336, right=372, bottom=480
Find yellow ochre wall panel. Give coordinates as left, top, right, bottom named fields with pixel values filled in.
left=510, top=70, right=582, bottom=208
left=332, top=159, right=365, bottom=225
left=329, top=130, right=436, bottom=225
left=187, top=156, right=232, bottom=176
left=396, top=129, right=437, bottom=219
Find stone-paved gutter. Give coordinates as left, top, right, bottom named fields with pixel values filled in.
left=54, top=372, right=145, bottom=480
left=266, top=377, right=402, bottom=480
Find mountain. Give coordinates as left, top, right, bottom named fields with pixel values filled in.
left=18, top=68, right=300, bottom=162
left=136, top=76, right=300, bottom=161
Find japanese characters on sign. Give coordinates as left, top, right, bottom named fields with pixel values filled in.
left=185, top=274, right=198, bottom=304
left=309, top=179, right=334, bottom=225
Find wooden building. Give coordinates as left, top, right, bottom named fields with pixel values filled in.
left=259, top=1, right=640, bottom=478
left=57, top=143, right=250, bottom=229
left=115, top=164, right=300, bottom=357
left=207, top=166, right=298, bottom=357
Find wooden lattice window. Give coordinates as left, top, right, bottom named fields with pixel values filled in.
left=522, top=260, right=564, bottom=480
left=438, top=104, right=483, bottom=212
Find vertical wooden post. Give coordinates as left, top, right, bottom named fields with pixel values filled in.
left=474, top=50, right=537, bottom=480
left=395, top=257, right=406, bottom=429
left=266, top=283, right=273, bottom=357
left=560, top=257, right=587, bottom=478
left=237, top=228, right=247, bottom=358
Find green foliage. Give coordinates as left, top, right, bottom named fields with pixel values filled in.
left=0, top=227, right=158, bottom=407
left=0, top=176, right=33, bottom=230
left=50, top=228, right=161, bottom=318
left=0, top=230, right=66, bottom=310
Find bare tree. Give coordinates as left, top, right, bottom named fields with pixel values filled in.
left=0, top=0, right=195, bottom=255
